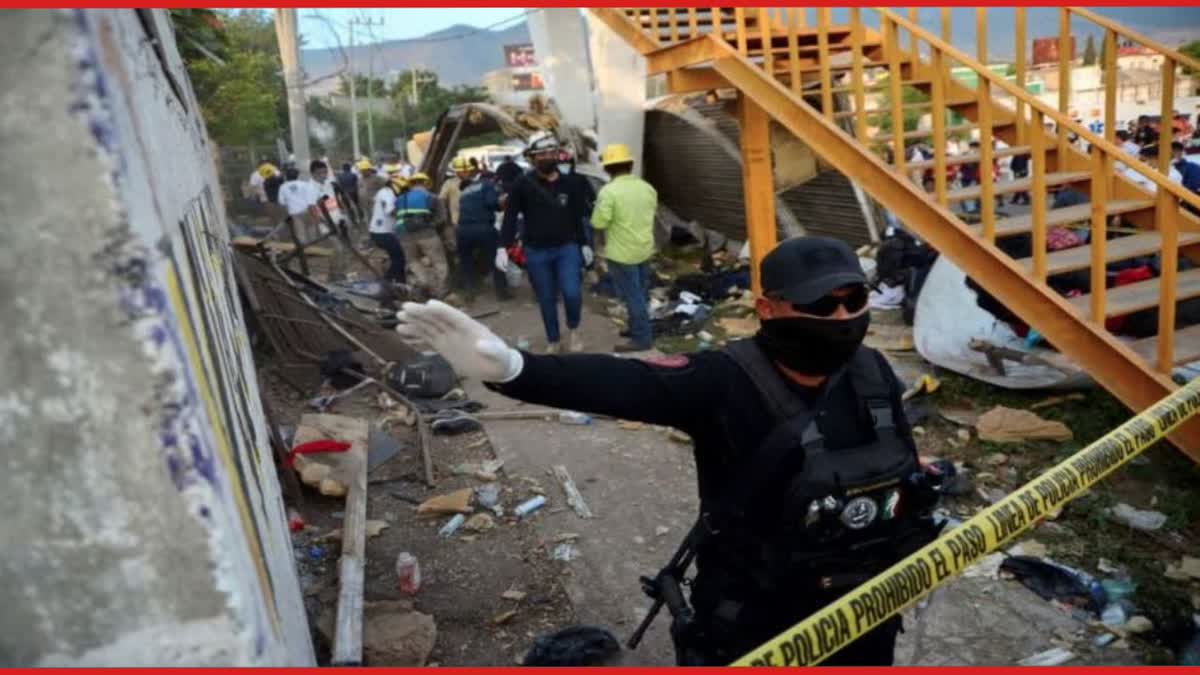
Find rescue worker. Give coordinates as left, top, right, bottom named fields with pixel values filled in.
left=307, top=159, right=349, bottom=280
left=358, top=159, right=385, bottom=220
left=495, top=154, right=523, bottom=193
left=249, top=157, right=278, bottom=203
left=454, top=156, right=510, bottom=301
left=369, top=170, right=407, bottom=284
left=591, top=143, right=658, bottom=352
left=336, top=161, right=362, bottom=223
left=278, top=166, right=320, bottom=240
left=396, top=235, right=940, bottom=666
left=396, top=172, right=450, bottom=299
left=497, top=132, right=594, bottom=353
left=439, top=156, right=469, bottom=258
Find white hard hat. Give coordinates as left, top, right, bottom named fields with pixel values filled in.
left=525, top=131, right=561, bottom=156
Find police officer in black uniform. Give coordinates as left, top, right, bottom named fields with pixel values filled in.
left=395, top=235, right=940, bottom=666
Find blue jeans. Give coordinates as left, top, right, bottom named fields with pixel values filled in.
left=456, top=225, right=508, bottom=296
left=370, top=232, right=406, bottom=282
left=524, top=243, right=583, bottom=343
left=608, top=259, right=652, bottom=347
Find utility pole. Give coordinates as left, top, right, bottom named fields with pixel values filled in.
left=350, top=16, right=384, bottom=158
left=274, top=8, right=311, bottom=175
left=347, top=19, right=359, bottom=160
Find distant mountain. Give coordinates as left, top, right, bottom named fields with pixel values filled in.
left=301, top=21, right=530, bottom=89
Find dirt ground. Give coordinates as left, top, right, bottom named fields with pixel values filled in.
left=257, top=240, right=1200, bottom=666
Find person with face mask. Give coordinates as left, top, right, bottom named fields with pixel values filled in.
left=394, top=235, right=940, bottom=665
left=497, top=132, right=595, bottom=353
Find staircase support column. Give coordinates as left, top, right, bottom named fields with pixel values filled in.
left=738, top=94, right=777, bottom=295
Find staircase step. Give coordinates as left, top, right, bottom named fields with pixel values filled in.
left=946, top=171, right=1089, bottom=203
left=833, top=99, right=975, bottom=120
left=1130, top=323, right=1200, bottom=367
left=905, top=145, right=1032, bottom=170
left=1017, top=231, right=1200, bottom=276
left=767, top=58, right=897, bottom=76
left=875, top=123, right=977, bottom=144
left=831, top=79, right=931, bottom=95
left=968, top=200, right=1155, bottom=238
left=1067, top=267, right=1200, bottom=319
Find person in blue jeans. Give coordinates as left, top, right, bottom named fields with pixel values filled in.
left=497, top=132, right=594, bottom=353
left=455, top=165, right=511, bottom=300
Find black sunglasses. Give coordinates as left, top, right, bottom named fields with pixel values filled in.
left=784, top=284, right=870, bottom=317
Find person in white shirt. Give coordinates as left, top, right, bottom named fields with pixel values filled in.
left=370, top=173, right=408, bottom=283
left=248, top=158, right=278, bottom=203
left=1122, top=145, right=1183, bottom=194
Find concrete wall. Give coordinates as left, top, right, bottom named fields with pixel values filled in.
left=585, top=12, right=647, bottom=175
left=527, top=8, right=595, bottom=132
left=0, top=10, right=311, bottom=665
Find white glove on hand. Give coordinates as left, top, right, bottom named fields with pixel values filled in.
left=581, top=245, right=595, bottom=268
left=494, top=247, right=510, bottom=273
left=395, top=300, right=524, bottom=383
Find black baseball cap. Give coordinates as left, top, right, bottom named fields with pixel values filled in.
left=760, top=235, right=866, bottom=304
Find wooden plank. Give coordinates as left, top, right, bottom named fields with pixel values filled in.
left=875, top=122, right=977, bottom=144
left=940, top=7, right=951, bottom=42
left=645, top=35, right=719, bottom=75
left=738, top=94, right=777, bottom=294
left=967, top=200, right=1154, bottom=238
left=296, top=414, right=369, bottom=666
left=945, top=170, right=1089, bottom=203
left=849, top=8, right=865, bottom=138
left=760, top=7, right=774, bottom=78
left=1068, top=267, right=1200, bottom=319
left=789, top=7, right=802, bottom=94
left=831, top=78, right=931, bottom=95
left=734, top=7, right=747, bottom=56
left=687, top=7, right=698, bottom=37
left=1058, top=9, right=1071, bottom=160
left=1014, top=8, right=1027, bottom=147
left=978, top=77, right=996, bottom=242
left=668, top=7, right=679, bottom=42
left=1158, top=59, right=1179, bottom=372
left=1030, top=109, right=1049, bottom=280
left=976, top=8, right=987, bottom=64
left=931, top=47, right=948, bottom=205
left=231, top=235, right=334, bottom=257
left=908, top=7, right=919, bottom=62
left=817, top=7, right=832, bottom=119
left=886, top=17, right=905, bottom=172
left=666, top=66, right=728, bottom=94
left=1131, top=323, right=1200, bottom=367
left=1089, top=145, right=1110, bottom=323
left=1017, top=232, right=1200, bottom=276
left=1103, top=28, right=1117, bottom=149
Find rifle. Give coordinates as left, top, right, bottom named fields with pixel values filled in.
left=627, top=521, right=700, bottom=653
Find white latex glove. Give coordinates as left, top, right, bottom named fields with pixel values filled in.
left=581, top=245, right=595, bottom=268
left=395, top=300, right=524, bottom=383
left=494, top=247, right=510, bottom=273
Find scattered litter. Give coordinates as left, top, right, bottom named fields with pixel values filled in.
left=976, top=406, right=1073, bottom=443
left=618, top=420, right=646, bottom=430
left=430, top=410, right=483, bottom=435
left=514, top=495, right=547, bottom=519
left=1101, top=602, right=1130, bottom=627
left=367, top=430, right=404, bottom=473
left=493, top=609, right=518, bottom=625
left=697, top=330, right=714, bottom=343
left=287, top=508, right=305, bottom=533
left=463, top=513, right=496, bottom=533
left=1029, top=393, right=1087, bottom=410
left=441, top=387, right=466, bottom=401
left=962, top=552, right=1006, bottom=579
left=550, top=543, right=580, bottom=562
left=319, top=478, right=348, bottom=497
left=956, top=428, right=971, bottom=442
left=718, top=316, right=759, bottom=338
left=1165, top=556, right=1200, bottom=581
left=1009, top=540, right=1048, bottom=558
left=1108, top=503, right=1167, bottom=531
left=863, top=323, right=914, bottom=351
left=938, top=406, right=980, bottom=427
left=1125, top=616, right=1154, bottom=634
left=983, top=453, right=1009, bottom=466
left=450, top=458, right=505, bottom=482
left=655, top=525, right=671, bottom=537
left=308, top=545, right=326, bottom=561
left=502, top=588, right=527, bottom=602
left=375, top=392, right=397, bottom=410
left=466, top=436, right=489, bottom=450
left=380, top=407, right=418, bottom=429
left=912, top=426, right=926, bottom=436
left=1000, top=556, right=1104, bottom=614
left=901, top=374, right=941, bottom=401
left=1100, top=578, right=1137, bottom=603
left=438, top=514, right=466, bottom=538
left=1017, top=647, right=1075, bottom=666
left=417, top=488, right=474, bottom=515
left=516, top=338, right=532, bottom=351
left=553, top=465, right=594, bottom=519
left=558, top=411, right=592, bottom=425
left=552, top=532, right=580, bottom=543
left=475, top=483, right=501, bottom=509
left=922, top=458, right=972, bottom=496
left=633, top=536, right=646, bottom=545
left=668, top=429, right=691, bottom=444
left=1092, top=633, right=1117, bottom=648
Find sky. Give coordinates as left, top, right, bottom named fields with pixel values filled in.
left=300, top=8, right=524, bottom=49
left=297, top=7, right=1200, bottom=55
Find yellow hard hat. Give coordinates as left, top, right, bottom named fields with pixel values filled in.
left=600, top=144, right=634, bottom=167
left=410, top=172, right=431, bottom=184
left=451, top=156, right=471, bottom=172
left=355, top=159, right=373, bottom=172
left=257, top=163, right=278, bottom=178
left=390, top=176, right=408, bottom=191
left=382, top=163, right=401, bottom=175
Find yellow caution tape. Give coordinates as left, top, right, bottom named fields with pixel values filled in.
left=733, top=378, right=1200, bottom=667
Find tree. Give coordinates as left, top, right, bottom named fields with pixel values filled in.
left=1181, top=40, right=1200, bottom=75
left=338, top=74, right=389, bottom=98
left=171, top=9, right=288, bottom=148
left=868, top=80, right=928, bottom=138
left=1098, top=33, right=1109, bottom=72
left=1082, top=34, right=1097, bottom=66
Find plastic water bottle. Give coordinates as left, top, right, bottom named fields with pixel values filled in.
left=558, top=411, right=592, bottom=425
left=514, top=495, right=547, bottom=518
left=395, top=552, right=421, bottom=595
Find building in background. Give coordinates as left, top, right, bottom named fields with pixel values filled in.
left=481, top=42, right=544, bottom=107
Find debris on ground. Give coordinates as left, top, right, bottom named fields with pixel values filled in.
left=975, top=405, right=1073, bottom=443
left=552, top=532, right=580, bottom=543
left=417, top=488, right=474, bottom=515
left=668, top=429, right=691, bottom=444
left=493, top=609, right=519, bottom=625
left=938, top=406, right=980, bottom=427
left=1029, top=393, right=1087, bottom=410
left=321, top=519, right=390, bottom=541
left=395, top=553, right=421, bottom=595
left=1017, top=647, right=1076, bottom=666
left=655, top=525, right=671, bottom=537
left=501, top=588, right=527, bottom=601
left=718, top=316, right=759, bottom=338
left=450, top=458, right=505, bottom=481
left=367, top=430, right=404, bottom=473
left=553, top=464, right=594, bottom=519
left=999, top=555, right=1104, bottom=614
left=438, top=514, right=467, bottom=538
left=550, top=543, right=580, bottom=562
left=901, top=374, right=941, bottom=401
left=362, top=601, right=437, bottom=666
left=515, top=495, right=547, bottom=519
left=475, top=483, right=501, bottom=509
left=557, top=411, right=593, bottom=425
left=618, top=420, right=646, bottom=430
left=1165, top=556, right=1200, bottom=581
left=1108, top=503, right=1168, bottom=531
left=1124, top=616, right=1154, bottom=634
left=464, top=513, right=496, bottom=533
left=430, top=410, right=483, bottom=435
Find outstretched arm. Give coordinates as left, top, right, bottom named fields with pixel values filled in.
left=395, top=301, right=721, bottom=430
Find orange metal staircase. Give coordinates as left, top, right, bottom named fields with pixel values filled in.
left=589, top=7, right=1200, bottom=456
